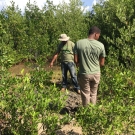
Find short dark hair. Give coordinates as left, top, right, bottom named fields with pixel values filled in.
left=88, top=26, right=101, bottom=35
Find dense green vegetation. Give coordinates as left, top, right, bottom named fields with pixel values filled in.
left=1, top=0, right=135, bottom=134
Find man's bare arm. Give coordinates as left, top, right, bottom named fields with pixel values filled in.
left=99, top=57, right=105, bottom=67
left=74, top=54, right=79, bottom=65
left=50, top=52, right=59, bottom=67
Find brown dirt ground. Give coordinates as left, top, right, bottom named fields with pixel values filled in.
left=9, top=62, right=32, bottom=77
left=8, top=62, right=83, bottom=135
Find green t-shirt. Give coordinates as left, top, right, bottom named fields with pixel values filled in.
left=75, top=38, right=106, bottom=74
left=57, top=40, right=75, bottom=62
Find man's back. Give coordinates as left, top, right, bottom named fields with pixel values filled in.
left=74, top=26, right=106, bottom=106
left=57, top=40, right=75, bottom=62
left=76, top=38, right=105, bottom=74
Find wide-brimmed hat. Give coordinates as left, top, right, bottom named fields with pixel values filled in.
left=58, top=34, right=70, bottom=41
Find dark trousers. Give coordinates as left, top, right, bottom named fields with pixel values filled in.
left=61, top=62, right=80, bottom=90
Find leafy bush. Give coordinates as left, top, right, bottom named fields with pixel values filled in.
left=0, top=68, right=67, bottom=134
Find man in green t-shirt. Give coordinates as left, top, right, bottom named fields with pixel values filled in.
left=74, top=26, right=106, bottom=106
left=50, top=34, right=80, bottom=94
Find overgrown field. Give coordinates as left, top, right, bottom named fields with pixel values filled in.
left=0, top=61, right=135, bottom=135
left=1, top=0, right=135, bottom=134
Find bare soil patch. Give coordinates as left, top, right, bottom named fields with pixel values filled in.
left=9, top=62, right=32, bottom=77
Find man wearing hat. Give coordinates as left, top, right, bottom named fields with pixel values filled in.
left=50, top=34, right=80, bottom=94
